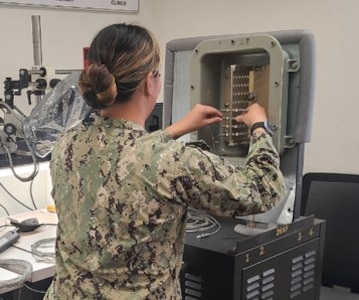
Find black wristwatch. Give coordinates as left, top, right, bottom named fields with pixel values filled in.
left=250, top=121, right=274, bottom=136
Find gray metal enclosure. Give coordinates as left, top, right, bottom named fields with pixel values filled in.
left=163, top=30, right=316, bottom=223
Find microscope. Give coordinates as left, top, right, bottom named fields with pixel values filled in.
left=1, top=67, right=56, bottom=155
left=0, top=16, right=86, bottom=181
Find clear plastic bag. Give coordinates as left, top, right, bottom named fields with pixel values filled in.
left=23, top=72, right=92, bottom=158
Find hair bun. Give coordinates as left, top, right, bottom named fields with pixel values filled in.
left=79, top=64, right=117, bottom=108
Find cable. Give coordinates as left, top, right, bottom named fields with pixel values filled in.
left=0, top=165, right=40, bottom=213
left=186, top=208, right=221, bottom=239
left=0, top=203, right=10, bottom=216
left=0, top=219, right=11, bottom=232
left=0, top=259, right=32, bottom=292
left=29, top=177, right=38, bottom=210
left=24, top=283, right=46, bottom=294
left=0, top=182, right=34, bottom=211
left=12, top=245, right=32, bottom=254
left=0, top=103, right=24, bottom=124
left=10, top=123, right=39, bottom=182
left=0, top=102, right=39, bottom=182
left=31, top=238, right=56, bottom=263
left=0, top=140, right=39, bottom=183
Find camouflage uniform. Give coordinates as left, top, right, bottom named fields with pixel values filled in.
left=44, top=116, right=285, bottom=300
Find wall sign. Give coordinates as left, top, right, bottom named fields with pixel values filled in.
left=0, top=0, right=139, bottom=12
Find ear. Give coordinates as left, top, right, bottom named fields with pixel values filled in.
left=144, top=71, right=154, bottom=96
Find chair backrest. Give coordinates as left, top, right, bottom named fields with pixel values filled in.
left=301, top=172, right=359, bottom=291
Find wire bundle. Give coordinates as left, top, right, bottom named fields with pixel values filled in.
left=0, top=259, right=32, bottom=293
left=186, top=208, right=221, bottom=239
left=31, top=238, right=56, bottom=264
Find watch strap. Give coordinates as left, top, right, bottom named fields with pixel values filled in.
left=250, top=121, right=273, bottom=136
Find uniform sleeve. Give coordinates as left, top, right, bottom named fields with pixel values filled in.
left=159, top=130, right=286, bottom=218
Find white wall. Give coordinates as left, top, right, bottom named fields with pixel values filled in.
left=0, top=1, right=154, bottom=216
left=0, top=1, right=153, bottom=115
left=152, top=0, right=359, bottom=175
left=0, top=0, right=358, bottom=216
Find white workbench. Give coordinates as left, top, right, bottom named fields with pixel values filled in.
left=0, top=209, right=57, bottom=294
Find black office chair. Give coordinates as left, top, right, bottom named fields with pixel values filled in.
left=301, top=172, right=359, bottom=293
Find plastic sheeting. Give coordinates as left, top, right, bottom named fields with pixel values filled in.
left=23, top=72, right=92, bottom=158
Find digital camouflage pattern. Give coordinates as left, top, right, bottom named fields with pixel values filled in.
left=44, top=116, right=286, bottom=300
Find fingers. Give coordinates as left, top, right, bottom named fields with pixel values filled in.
left=206, top=116, right=223, bottom=125
left=234, top=111, right=247, bottom=123
left=196, top=105, right=222, bottom=124
left=191, top=103, right=267, bottom=129
left=233, top=103, right=267, bottom=127
left=203, top=105, right=223, bottom=119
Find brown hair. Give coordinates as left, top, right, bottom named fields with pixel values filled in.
left=78, top=23, right=160, bottom=109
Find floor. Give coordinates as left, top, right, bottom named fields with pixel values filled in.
left=321, top=286, right=359, bottom=300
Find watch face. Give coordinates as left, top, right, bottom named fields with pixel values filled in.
left=264, top=121, right=274, bottom=135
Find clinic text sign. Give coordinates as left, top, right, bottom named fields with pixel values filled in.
left=0, top=0, right=139, bottom=12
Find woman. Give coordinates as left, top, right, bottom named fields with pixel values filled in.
left=45, top=23, right=286, bottom=299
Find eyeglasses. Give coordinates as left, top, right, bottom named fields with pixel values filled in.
left=153, top=70, right=161, bottom=78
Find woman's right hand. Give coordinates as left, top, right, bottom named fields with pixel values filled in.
left=234, top=103, right=268, bottom=128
